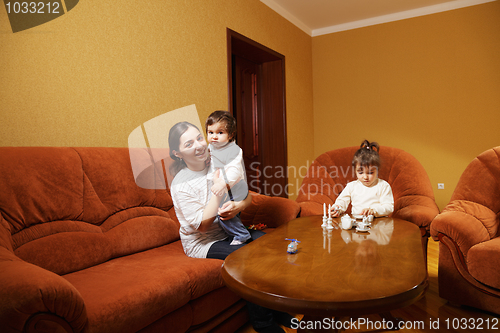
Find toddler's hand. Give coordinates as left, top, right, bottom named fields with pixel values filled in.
left=330, top=205, right=341, bottom=217
left=211, top=181, right=227, bottom=197
left=361, top=208, right=375, bottom=216
left=211, top=169, right=227, bottom=197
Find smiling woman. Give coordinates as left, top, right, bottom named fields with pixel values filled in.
left=168, top=120, right=293, bottom=332
left=168, top=121, right=227, bottom=255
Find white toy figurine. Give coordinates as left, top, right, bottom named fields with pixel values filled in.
left=286, top=238, right=300, bottom=254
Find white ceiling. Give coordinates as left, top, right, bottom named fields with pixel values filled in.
left=260, top=0, right=496, bottom=36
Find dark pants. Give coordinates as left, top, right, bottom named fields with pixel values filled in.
left=207, top=229, right=263, bottom=259
left=207, top=230, right=278, bottom=331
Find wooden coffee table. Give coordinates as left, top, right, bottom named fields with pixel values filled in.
left=221, top=216, right=427, bottom=329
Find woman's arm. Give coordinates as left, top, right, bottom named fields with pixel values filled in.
left=198, top=195, right=224, bottom=233
left=198, top=170, right=224, bottom=233
left=198, top=192, right=251, bottom=233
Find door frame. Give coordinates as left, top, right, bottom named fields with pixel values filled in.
left=226, top=28, right=288, bottom=197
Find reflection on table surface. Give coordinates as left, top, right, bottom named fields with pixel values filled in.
left=224, top=216, right=425, bottom=302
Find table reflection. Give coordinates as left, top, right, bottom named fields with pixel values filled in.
left=340, top=219, right=394, bottom=245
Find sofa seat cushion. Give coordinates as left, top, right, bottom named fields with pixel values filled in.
left=468, top=238, right=500, bottom=289
left=63, top=241, right=227, bottom=333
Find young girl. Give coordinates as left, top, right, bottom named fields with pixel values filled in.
left=205, top=111, right=250, bottom=245
left=331, top=140, right=394, bottom=218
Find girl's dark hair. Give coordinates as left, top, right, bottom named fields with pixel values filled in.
left=168, top=121, right=199, bottom=177
left=205, top=111, right=237, bottom=142
left=352, top=140, right=381, bottom=169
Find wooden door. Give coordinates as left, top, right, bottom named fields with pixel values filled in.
left=233, top=55, right=261, bottom=193
left=228, top=29, right=288, bottom=198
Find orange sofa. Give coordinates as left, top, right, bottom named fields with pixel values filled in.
left=431, top=146, right=500, bottom=315
left=296, top=146, right=439, bottom=257
left=0, top=147, right=300, bottom=333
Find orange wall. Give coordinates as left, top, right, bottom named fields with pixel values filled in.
left=312, top=1, right=500, bottom=209
left=0, top=0, right=314, bottom=199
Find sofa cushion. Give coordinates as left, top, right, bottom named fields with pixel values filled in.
left=0, top=147, right=174, bottom=231
left=0, top=147, right=84, bottom=233
left=74, top=147, right=174, bottom=222
left=468, top=237, right=500, bottom=289
left=63, top=241, right=227, bottom=333
left=14, top=208, right=180, bottom=275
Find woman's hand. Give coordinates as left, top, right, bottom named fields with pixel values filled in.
left=218, top=194, right=252, bottom=220
left=218, top=201, right=238, bottom=220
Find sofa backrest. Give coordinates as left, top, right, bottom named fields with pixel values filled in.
left=445, top=147, right=500, bottom=238
left=450, top=147, right=500, bottom=212
left=0, top=147, right=179, bottom=275
left=298, top=146, right=434, bottom=199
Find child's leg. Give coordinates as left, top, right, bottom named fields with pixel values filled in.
left=217, top=216, right=238, bottom=242
left=217, top=185, right=251, bottom=244
left=224, top=215, right=251, bottom=245
left=217, top=216, right=251, bottom=245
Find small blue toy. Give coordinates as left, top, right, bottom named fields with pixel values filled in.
left=286, top=238, right=301, bottom=254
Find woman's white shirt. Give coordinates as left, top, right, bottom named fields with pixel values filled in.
left=171, top=167, right=227, bottom=258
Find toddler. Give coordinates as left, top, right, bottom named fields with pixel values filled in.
left=206, top=111, right=251, bottom=245
left=331, top=140, right=394, bottom=218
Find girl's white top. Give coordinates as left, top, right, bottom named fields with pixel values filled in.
left=171, top=167, right=227, bottom=258
left=207, top=141, right=245, bottom=185
left=334, top=179, right=394, bottom=217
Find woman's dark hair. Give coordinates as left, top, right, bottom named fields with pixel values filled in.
left=352, top=140, right=381, bottom=169
left=168, top=121, right=199, bottom=177
left=205, top=110, right=237, bottom=142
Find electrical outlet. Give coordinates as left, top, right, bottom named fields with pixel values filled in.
left=438, top=183, right=445, bottom=190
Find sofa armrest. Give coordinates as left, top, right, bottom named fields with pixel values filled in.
left=297, top=201, right=326, bottom=217
left=240, top=193, right=300, bottom=228
left=0, top=247, right=87, bottom=333
left=392, top=195, right=439, bottom=233
left=430, top=200, right=495, bottom=259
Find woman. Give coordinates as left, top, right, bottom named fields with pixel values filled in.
left=168, top=121, right=292, bottom=333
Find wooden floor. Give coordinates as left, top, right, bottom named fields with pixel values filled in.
left=236, top=239, right=500, bottom=332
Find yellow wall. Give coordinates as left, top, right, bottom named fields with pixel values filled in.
left=0, top=0, right=314, bottom=198
left=2, top=1, right=499, bottom=207
left=312, top=1, right=500, bottom=210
